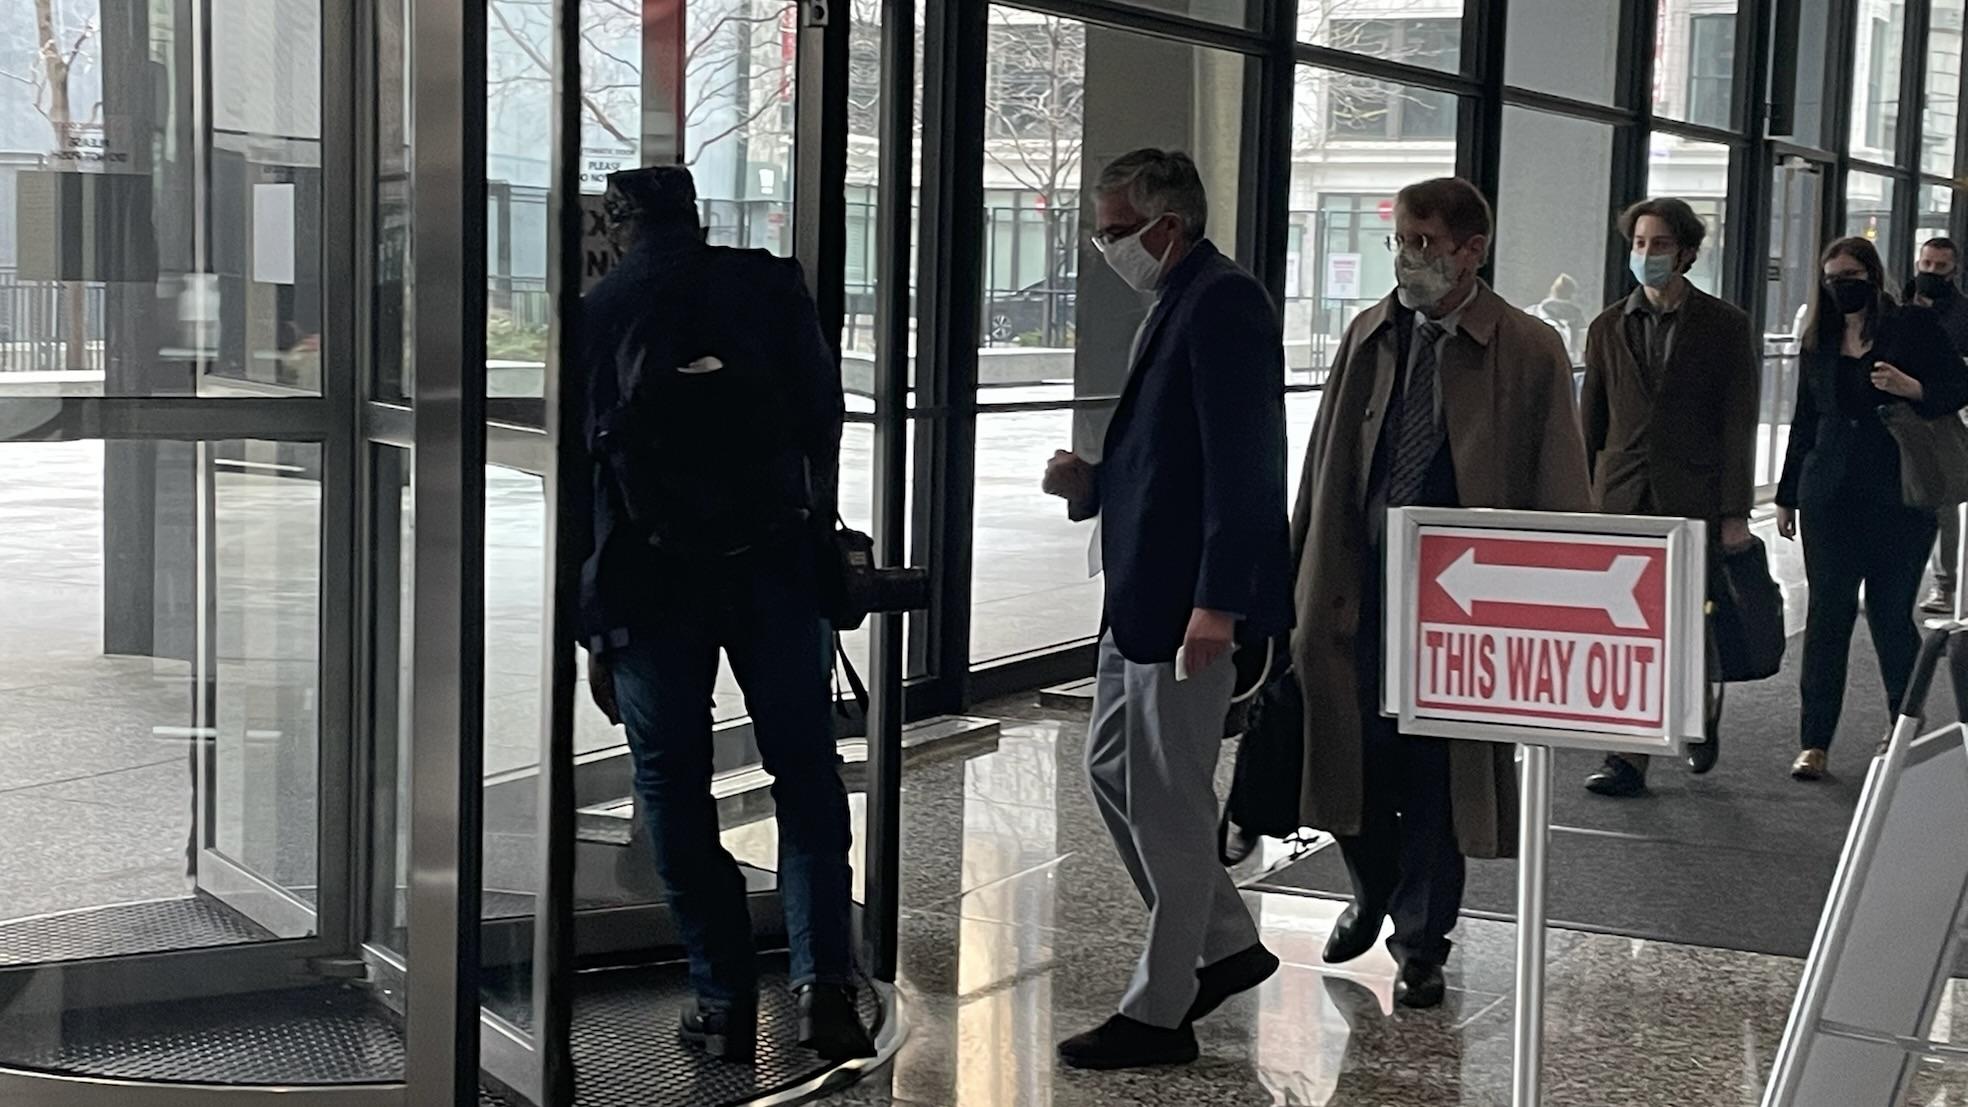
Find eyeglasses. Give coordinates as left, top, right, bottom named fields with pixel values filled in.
left=1092, top=212, right=1173, bottom=251
left=1090, top=228, right=1135, bottom=253
left=1385, top=233, right=1439, bottom=255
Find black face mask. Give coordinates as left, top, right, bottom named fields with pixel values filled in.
left=1914, top=271, right=1957, bottom=303
left=1827, top=277, right=1877, bottom=316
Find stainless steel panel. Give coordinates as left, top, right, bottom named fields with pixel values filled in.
left=405, top=0, right=490, bottom=1101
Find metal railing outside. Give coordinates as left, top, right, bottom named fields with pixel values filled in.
left=0, top=267, right=106, bottom=373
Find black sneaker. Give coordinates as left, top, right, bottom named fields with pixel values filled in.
left=797, top=982, right=877, bottom=1061
left=679, top=998, right=757, bottom=1063
left=1186, top=942, right=1280, bottom=1023
left=1057, top=1014, right=1199, bottom=1070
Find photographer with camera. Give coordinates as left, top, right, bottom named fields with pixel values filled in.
left=573, top=166, right=873, bottom=1065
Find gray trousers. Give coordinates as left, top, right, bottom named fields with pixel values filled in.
left=1085, top=632, right=1261, bottom=1029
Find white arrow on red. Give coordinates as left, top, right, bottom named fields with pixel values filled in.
left=1436, top=549, right=1651, bottom=629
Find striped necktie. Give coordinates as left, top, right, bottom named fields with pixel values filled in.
left=1386, top=320, right=1446, bottom=506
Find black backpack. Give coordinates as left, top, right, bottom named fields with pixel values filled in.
left=591, top=248, right=813, bottom=558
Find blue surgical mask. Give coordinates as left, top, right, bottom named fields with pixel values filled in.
left=1629, top=250, right=1678, bottom=291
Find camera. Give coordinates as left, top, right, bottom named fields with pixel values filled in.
left=825, top=526, right=929, bottom=632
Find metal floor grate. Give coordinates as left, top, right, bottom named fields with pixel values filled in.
left=0, top=958, right=880, bottom=1104
left=0, top=894, right=273, bottom=967
left=571, top=963, right=881, bottom=1107
left=0, top=982, right=404, bottom=1085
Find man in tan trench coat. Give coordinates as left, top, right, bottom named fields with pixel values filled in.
left=1288, top=178, right=1590, bottom=1008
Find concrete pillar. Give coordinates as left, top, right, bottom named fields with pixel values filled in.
left=1072, top=27, right=1246, bottom=456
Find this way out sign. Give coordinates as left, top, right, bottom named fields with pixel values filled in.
left=1384, top=509, right=1707, bottom=755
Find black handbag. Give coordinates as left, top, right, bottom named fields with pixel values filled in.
left=1708, top=536, right=1786, bottom=683
left=1880, top=403, right=1968, bottom=510
left=1222, top=649, right=1305, bottom=850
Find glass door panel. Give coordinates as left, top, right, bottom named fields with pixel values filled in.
left=1760, top=156, right=1828, bottom=495
left=199, top=440, right=326, bottom=938
left=0, top=436, right=402, bottom=1092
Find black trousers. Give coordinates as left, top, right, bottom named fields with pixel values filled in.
left=1336, top=630, right=1465, bottom=969
left=1799, top=496, right=1937, bottom=751
left=1336, top=716, right=1466, bottom=968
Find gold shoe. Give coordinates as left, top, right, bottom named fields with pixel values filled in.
left=1792, top=749, right=1828, bottom=781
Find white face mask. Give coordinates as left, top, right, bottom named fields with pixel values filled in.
left=1099, top=215, right=1175, bottom=293
left=1395, top=247, right=1460, bottom=311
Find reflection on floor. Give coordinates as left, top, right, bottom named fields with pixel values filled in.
left=826, top=705, right=1968, bottom=1107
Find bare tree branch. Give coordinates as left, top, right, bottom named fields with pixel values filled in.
left=489, top=0, right=633, bottom=143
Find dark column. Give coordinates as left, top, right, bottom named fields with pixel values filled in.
left=100, top=0, right=198, bottom=664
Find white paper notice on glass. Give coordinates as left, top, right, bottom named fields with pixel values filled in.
left=252, top=182, right=296, bottom=285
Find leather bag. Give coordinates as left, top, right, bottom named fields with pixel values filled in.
left=1880, top=403, right=1968, bottom=511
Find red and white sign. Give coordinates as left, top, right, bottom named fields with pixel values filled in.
left=1411, top=527, right=1672, bottom=736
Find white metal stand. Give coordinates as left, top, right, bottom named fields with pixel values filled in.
left=1513, top=743, right=1553, bottom=1107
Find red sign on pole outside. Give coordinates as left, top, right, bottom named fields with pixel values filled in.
left=1411, top=528, right=1674, bottom=736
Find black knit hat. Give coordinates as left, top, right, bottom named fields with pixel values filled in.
left=604, top=165, right=699, bottom=229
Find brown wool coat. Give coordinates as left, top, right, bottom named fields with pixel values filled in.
left=1580, top=286, right=1761, bottom=521
left=1288, top=283, right=1593, bottom=859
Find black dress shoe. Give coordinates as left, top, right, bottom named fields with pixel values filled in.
left=1220, top=816, right=1260, bottom=865
left=679, top=998, right=757, bottom=1063
left=1393, top=961, right=1446, bottom=1010
left=1186, top=942, right=1281, bottom=1022
left=1584, top=755, right=1647, bottom=797
left=1057, top=1015, right=1198, bottom=1070
left=1686, top=733, right=1720, bottom=774
left=1323, top=904, right=1385, bottom=965
left=797, top=982, right=877, bottom=1061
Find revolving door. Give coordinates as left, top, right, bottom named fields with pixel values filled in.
left=0, top=0, right=908, bottom=1102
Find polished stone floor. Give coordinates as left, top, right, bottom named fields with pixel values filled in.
left=822, top=706, right=1968, bottom=1107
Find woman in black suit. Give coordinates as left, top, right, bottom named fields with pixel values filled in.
left=1776, top=236, right=1968, bottom=780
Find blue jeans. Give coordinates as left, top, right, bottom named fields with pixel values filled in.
left=608, top=564, right=855, bottom=1003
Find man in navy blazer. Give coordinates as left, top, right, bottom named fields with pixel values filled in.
left=1041, top=148, right=1294, bottom=1070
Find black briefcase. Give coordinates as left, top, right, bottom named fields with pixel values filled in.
left=1709, top=536, right=1786, bottom=683
left=1223, top=656, right=1305, bottom=847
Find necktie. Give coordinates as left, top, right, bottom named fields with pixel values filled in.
left=1386, top=320, right=1446, bottom=506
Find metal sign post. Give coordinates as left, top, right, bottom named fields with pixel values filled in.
left=1513, top=742, right=1552, bottom=1107
left=1385, top=508, right=1709, bottom=1107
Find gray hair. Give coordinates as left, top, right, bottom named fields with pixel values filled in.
left=1095, top=148, right=1208, bottom=239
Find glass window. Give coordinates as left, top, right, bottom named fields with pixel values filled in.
left=841, top=3, right=924, bottom=681
left=486, top=0, right=799, bottom=406
left=1664, top=8, right=1738, bottom=130
left=971, top=412, right=1107, bottom=664
left=1926, top=0, right=1964, bottom=176
left=0, top=0, right=319, bottom=396
left=974, top=8, right=1248, bottom=663
left=1646, top=134, right=1732, bottom=295
left=1845, top=169, right=1897, bottom=270
left=1297, top=3, right=1464, bottom=74
left=1326, top=70, right=1458, bottom=141
left=1100, top=0, right=1260, bottom=29
left=1852, top=5, right=1905, bottom=161
left=1506, top=0, right=1620, bottom=106
left=1773, top=0, right=1838, bottom=146
left=1496, top=107, right=1615, bottom=365
left=1286, top=65, right=1458, bottom=384
left=1917, top=184, right=1953, bottom=254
